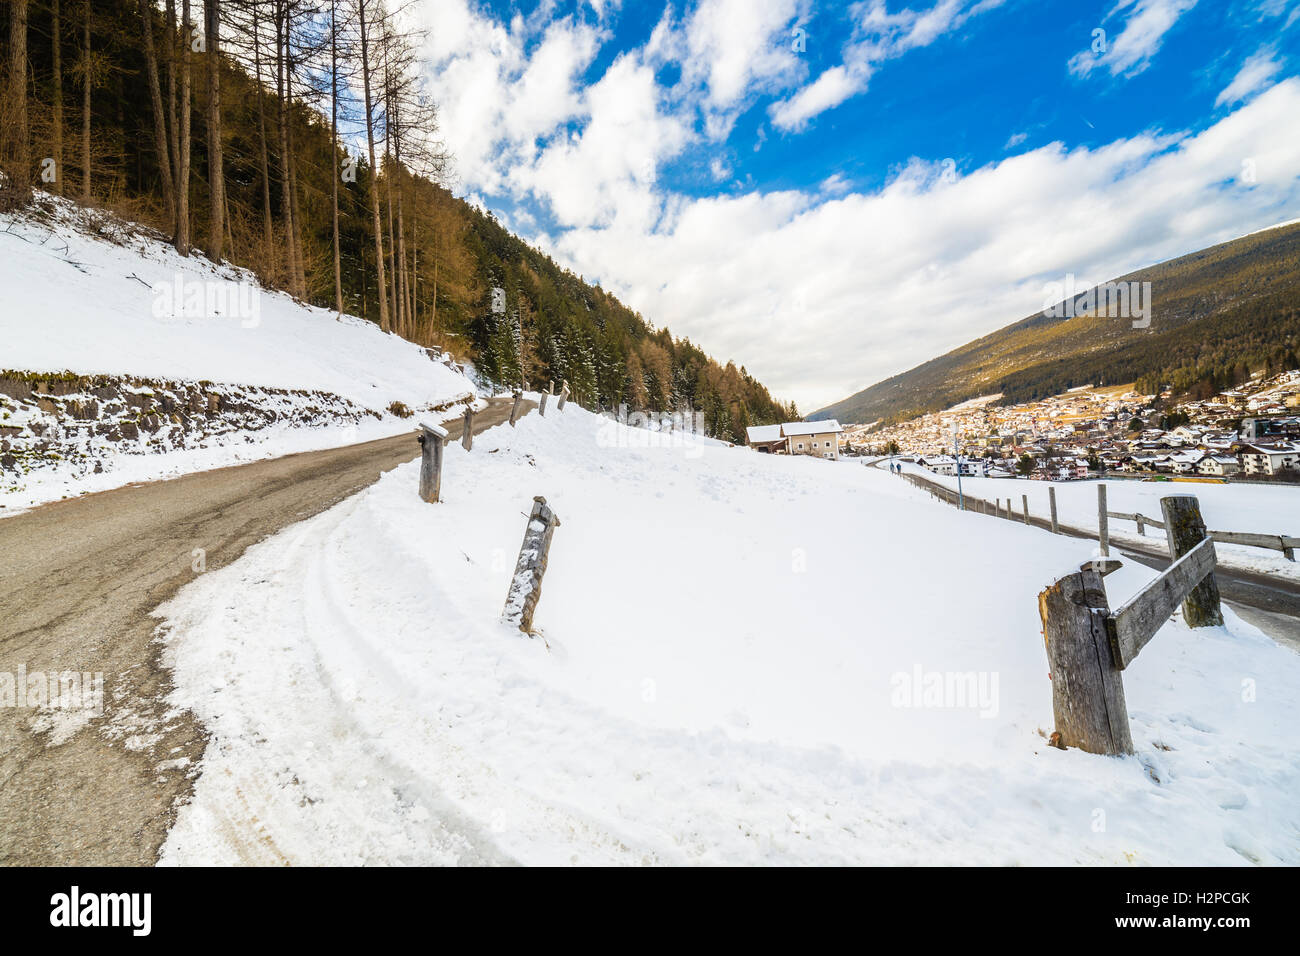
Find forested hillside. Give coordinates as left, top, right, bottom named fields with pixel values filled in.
left=813, top=221, right=1300, bottom=424
left=0, top=0, right=793, bottom=441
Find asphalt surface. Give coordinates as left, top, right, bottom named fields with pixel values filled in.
left=0, top=396, right=527, bottom=865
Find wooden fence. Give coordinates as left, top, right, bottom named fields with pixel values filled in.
left=1038, top=495, right=1223, bottom=756
left=898, top=469, right=1297, bottom=561
left=897, top=468, right=1230, bottom=756
left=1105, top=509, right=1297, bottom=561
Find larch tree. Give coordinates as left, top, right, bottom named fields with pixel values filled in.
left=140, top=0, right=176, bottom=223
left=50, top=0, right=62, bottom=194
left=4, top=0, right=30, bottom=206
left=206, top=0, right=224, bottom=260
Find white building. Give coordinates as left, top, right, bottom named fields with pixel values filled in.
left=745, top=420, right=844, bottom=460
left=1240, top=443, right=1300, bottom=476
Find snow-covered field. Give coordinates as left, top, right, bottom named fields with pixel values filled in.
left=155, top=405, right=1300, bottom=865
left=914, top=468, right=1300, bottom=580
left=0, top=195, right=478, bottom=511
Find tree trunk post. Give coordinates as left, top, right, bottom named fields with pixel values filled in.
left=509, top=388, right=523, bottom=426
left=1038, top=567, right=1133, bottom=755
left=1098, top=484, right=1109, bottom=557
left=462, top=405, right=474, bottom=451
left=503, top=496, right=561, bottom=635
left=558, top=380, right=570, bottom=411
left=418, top=422, right=448, bottom=503
left=1049, top=486, right=1059, bottom=534
left=1160, top=495, right=1224, bottom=628
left=1022, top=494, right=1030, bottom=525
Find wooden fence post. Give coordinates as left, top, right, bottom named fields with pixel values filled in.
left=539, top=382, right=552, bottom=416
left=418, top=422, right=448, bottom=503
left=1098, top=484, right=1109, bottom=557
left=462, top=405, right=474, bottom=451
left=509, top=389, right=524, bottom=427
left=1022, top=494, right=1030, bottom=525
left=1135, top=513, right=1145, bottom=536
left=558, top=380, right=570, bottom=411
left=1038, top=567, right=1133, bottom=755
left=502, top=496, right=561, bottom=634
left=1160, top=495, right=1224, bottom=628
left=1049, top=486, right=1059, bottom=534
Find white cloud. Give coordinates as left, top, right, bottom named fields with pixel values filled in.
left=1216, top=47, right=1284, bottom=106
left=411, top=2, right=1300, bottom=414
left=769, top=0, right=1003, bottom=131
left=683, top=0, right=804, bottom=110
left=770, top=64, right=868, bottom=131
left=518, top=54, right=691, bottom=230
left=542, top=80, right=1300, bottom=411
left=1069, top=0, right=1198, bottom=80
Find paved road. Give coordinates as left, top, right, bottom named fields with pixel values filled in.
left=0, top=395, right=528, bottom=865
left=889, top=465, right=1300, bottom=647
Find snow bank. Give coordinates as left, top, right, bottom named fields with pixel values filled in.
left=154, top=405, right=1300, bottom=865
left=0, top=194, right=479, bottom=512
left=0, top=194, right=471, bottom=410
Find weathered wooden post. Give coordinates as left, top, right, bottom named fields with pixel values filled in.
left=557, top=380, right=570, bottom=411
left=539, top=382, right=551, bottom=416
left=1038, top=567, right=1133, bottom=755
left=509, top=389, right=524, bottom=427
left=1160, top=495, right=1224, bottom=628
left=1022, top=494, right=1030, bottom=525
left=418, top=422, right=448, bottom=503
left=1098, top=484, right=1110, bottom=557
left=1048, top=486, right=1059, bottom=534
left=1135, top=514, right=1145, bottom=536
left=502, top=496, right=561, bottom=634
left=462, top=405, right=474, bottom=451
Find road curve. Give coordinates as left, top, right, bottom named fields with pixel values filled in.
left=0, top=395, right=529, bottom=866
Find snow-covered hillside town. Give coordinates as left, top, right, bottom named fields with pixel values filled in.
left=848, top=374, right=1300, bottom=481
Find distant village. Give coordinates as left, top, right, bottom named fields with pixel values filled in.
left=753, top=370, right=1300, bottom=481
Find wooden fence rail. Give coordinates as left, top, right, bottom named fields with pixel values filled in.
left=1038, top=494, right=1222, bottom=755
left=898, top=468, right=1295, bottom=561
left=1106, top=510, right=1296, bottom=561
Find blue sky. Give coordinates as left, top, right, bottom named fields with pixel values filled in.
left=412, top=0, right=1300, bottom=413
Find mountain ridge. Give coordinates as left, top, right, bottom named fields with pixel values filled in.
left=811, top=220, right=1300, bottom=424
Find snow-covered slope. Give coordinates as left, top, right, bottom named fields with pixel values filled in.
left=155, top=405, right=1300, bottom=865
left=0, top=194, right=478, bottom=510
left=0, top=194, right=471, bottom=407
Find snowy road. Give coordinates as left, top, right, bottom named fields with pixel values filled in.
left=0, top=395, right=526, bottom=865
